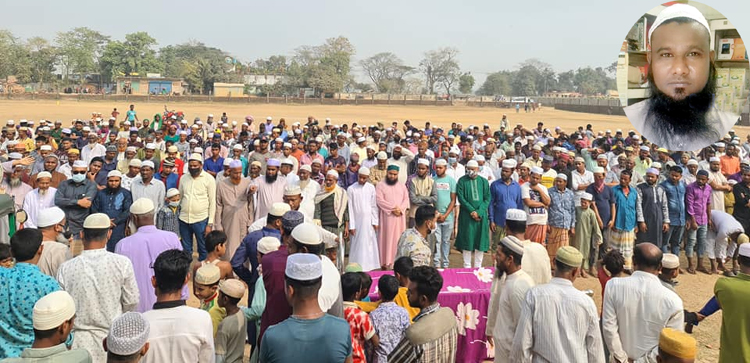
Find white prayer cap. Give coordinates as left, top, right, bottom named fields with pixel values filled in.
left=357, top=137, right=366, bottom=143
left=128, top=159, right=142, bottom=167
left=593, top=166, right=605, bottom=174
left=326, top=170, right=339, bottom=179
left=502, top=159, right=517, bottom=169
left=500, top=236, right=525, bottom=255
left=687, top=159, right=699, bottom=166
left=253, top=140, right=260, bottom=146
left=126, top=146, right=137, bottom=152
left=40, top=145, right=52, bottom=151
left=283, top=142, right=292, bottom=148
left=145, top=143, right=156, bottom=149
left=222, top=158, right=232, bottom=167
left=229, top=160, right=243, bottom=169
left=281, top=158, right=294, bottom=166
left=556, top=173, right=568, bottom=181
left=506, top=208, right=526, bottom=222
left=574, top=156, right=585, bottom=163
left=709, top=157, right=720, bottom=163
left=257, top=236, right=281, bottom=255
left=36, top=171, right=52, bottom=180
left=291, top=223, right=322, bottom=246
left=83, top=213, right=111, bottom=229
left=466, top=160, right=479, bottom=168
left=596, top=154, right=608, bottom=160
left=285, top=253, right=323, bottom=281
left=266, top=116, right=272, bottom=121
left=6, top=120, right=13, bottom=125
left=232, top=144, right=243, bottom=150
left=716, top=142, right=726, bottom=148
left=417, top=158, right=430, bottom=166
left=269, top=202, right=291, bottom=217
left=435, top=159, right=448, bottom=167
left=82, top=126, right=91, bottom=132
left=739, top=243, right=750, bottom=258
left=107, top=170, right=122, bottom=179
left=652, top=162, right=662, bottom=169
left=166, top=188, right=180, bottom=198
left=267, top=158, right=281, bottom=167
left=474, top=155, right=485, bottom=162
left=728, top=179, right=738, bottom=186
left=73, top=160, right=88, bottom=168
left=640, top=146, right=650, bottom=151
left=130, top=198, right=155, bottom=215
left=358, top=167, right=370, bottom=176
left=194, top=147, right=204, bottom=154
left=662, top=253, right=680, bottom=269
left=106, top=312, right=150, bottom=356
left=188, top=153, right=203, bottom=163
left=37, top=207, right=66, bottom=228
left=284, top=185, right=303, bottom=196
left=141, top=160, right=155, bottom=169
left=532, top=145, right=542, bottom=151
left=580, top=192, right=593, bottom=201
left=6, top=152, right=20, bottom=161
left=530, top=166, right=544, bottom=175
left=377, top=151, right=388, bottom=160
left=219, top=279, right=246, bottom=299
left=299, top=165, right=312, bottom=172
left=649, top=4, right=709, bottom=44
left=33, top=291, right=75, bottom=330
left=195, top=264, right=221, bottom=285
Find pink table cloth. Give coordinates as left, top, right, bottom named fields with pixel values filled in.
left=368, top=267, right=495, bottom=363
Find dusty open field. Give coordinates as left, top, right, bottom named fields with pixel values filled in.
left=1, top=99, right=731, bottom=362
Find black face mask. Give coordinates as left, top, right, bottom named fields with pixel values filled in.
left=645, top=62, right=718, bottom=142
left=188, top=167, right=201, bottom=176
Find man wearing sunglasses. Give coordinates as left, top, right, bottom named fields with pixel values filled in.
left=54, top=160, right=98, bottom=256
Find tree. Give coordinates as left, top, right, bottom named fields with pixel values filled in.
left=159, top=42, right=234, bottom=94
left=419, top=47, right=460, bottom=95
left=55, top=27, right=109, bottom=85
left=458, top=72, right=475, bottom=94
left=100, top=32, right=162, bottom=82
left=511, top=65, right=539, bottom=96
left=291, top=36, right=355, bottom=94
left=26, top=37, right=58, bottom=88
left=359, top=52, right=414, bottom=93
left=556, top=70, right=576, bottom=92
left=573, top=67, right=613, bottom=95
left=477, top=71, right=512, bottom=96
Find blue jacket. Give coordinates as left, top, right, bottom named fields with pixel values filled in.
left=231, top=227, right=282, bottom=287
left=92, top=187, right=133, bottom=251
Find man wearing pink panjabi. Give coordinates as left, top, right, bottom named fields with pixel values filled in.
left=376, top=165, right=410, bottom=270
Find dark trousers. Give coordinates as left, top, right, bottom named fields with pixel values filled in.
left=179, top=218, right=208, bottom=261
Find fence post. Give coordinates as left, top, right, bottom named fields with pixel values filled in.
left=387, top=94, right=390, bottom=105
left=303, top=93, right=306, bottom=104
left=403, top=95, right=406, bottom=105
left=338, top=93, right=341, bottom=105
left=372, top=94, right=374, bottom=104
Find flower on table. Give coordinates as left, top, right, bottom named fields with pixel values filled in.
left=455, top=302, right=480, bottom=336
left=447, top=285, right=471, bottom=293
left=473, top=267, right=493, bottom=283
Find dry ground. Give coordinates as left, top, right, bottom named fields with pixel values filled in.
left=2, top=99, right=729, bottom=362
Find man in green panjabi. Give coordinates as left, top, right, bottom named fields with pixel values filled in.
left=455, top=160, right=490, bottom=268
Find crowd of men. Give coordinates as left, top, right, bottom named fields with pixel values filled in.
left=0, top=106, right=749, bottom=362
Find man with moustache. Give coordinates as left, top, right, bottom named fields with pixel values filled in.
left=179, top=153, right=217, bottom=261
left=252, top=158, right=287, bottom=219
left=624, top=4, right=738, bottom=150
left=376, top=165, right=410, bottom=270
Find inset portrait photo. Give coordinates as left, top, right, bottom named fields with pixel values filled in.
left=617, top=2, right=749, bottom=151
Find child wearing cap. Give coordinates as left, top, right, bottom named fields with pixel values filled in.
left=193, top=264, right=227, bottom=335
left=573, top=193, right=603, bottom=277
left=215, top=279, right=247, bottom=363
left=156, top=188, right=181, bottom=236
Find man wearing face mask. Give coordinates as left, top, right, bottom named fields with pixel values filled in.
left=179, top=153, right=217, bottom=261
left=55, top=160, right=98, bottom=256
left=35, top=207, right=73, bottom=278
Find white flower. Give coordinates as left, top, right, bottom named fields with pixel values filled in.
left=473, top=267, right=493, bottom=283
left=447, top=285, right=471, bottom=293
left=455, top=302, right=480, bottom=336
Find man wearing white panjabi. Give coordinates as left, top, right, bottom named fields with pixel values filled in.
left=297, top=164, right=320, bottom=219
left=251, top=158, right=287, bottom=219
left=22, top=171, right=57, bottom=228
left=346, top=167, right=380, bottom=271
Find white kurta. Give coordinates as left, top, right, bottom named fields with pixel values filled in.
left=346, top=182, right=380, bottom=271
left=299, top=179, right=320, bottom=219
left=493, top=269, right=535, bottom=363
left=252, top=175, right=287, bottom=219
left=22, top=187, right=57, bottom=228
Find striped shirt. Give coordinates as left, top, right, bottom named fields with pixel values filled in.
left=511, top=278, right=605, bottom=362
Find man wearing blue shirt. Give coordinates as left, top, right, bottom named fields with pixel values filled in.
left=0, top=229, right=60, bottom=358
left=203, top=143, right=225, bottom=177
left=489, top=159, right=524, bottom=255
left=661, top=166, right=687, bottom=255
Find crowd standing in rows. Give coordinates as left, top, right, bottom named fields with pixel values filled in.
left=0, top=106, right=748, bottom=362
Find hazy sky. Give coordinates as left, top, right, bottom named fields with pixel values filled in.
left=2, top=0, right=748, bottom=86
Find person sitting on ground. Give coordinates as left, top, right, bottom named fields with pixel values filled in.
left=342, top=272, right=379, bottom=363
left=214, top=279, right=247, bottom=363
left=369, top=274, right=410, bottom=363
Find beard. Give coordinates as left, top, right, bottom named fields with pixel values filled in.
left=645, top=63, right=718, bottom=142
left=39, top=188, right=48, bottom=195
left=265, top=173, right=278, bottom=184
left=7, top=177, right=21, bottom=188
left=385, top=177, right=398, bottom=186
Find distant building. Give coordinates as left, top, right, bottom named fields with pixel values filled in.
left=243, top=74, right=287, bottom=94
left=115, top=76, right=185, bottom=95
left=213, top=83, right=245, bottom=97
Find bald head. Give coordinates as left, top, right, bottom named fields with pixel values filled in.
left=634, top=242, right=663, bottom=273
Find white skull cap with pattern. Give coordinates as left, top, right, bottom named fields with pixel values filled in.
left=358, top=167, right=370, bottom=176
left=257, top=236, right=281, bottom=255
left=285, top=253, right=323, bottom=281
left=505, top=208, right=526, bottom=222
left=377, top=151, right=388, bottom=160
left=417, top=158, right=430, bottom=166
left=106, top=312, right=150, bottom=356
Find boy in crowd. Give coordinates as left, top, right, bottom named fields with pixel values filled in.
left=342, top=272, right=379, bottom=363
left=369, top=274, right=410, bottom=363
left=192, top=231, right=233, bottom=281
left=156, top=188, right=181, bottom=237
left=193, top=264, right=227, bottom=335
left=215, top=279, right=247, bottom=363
